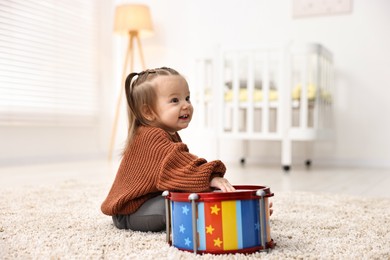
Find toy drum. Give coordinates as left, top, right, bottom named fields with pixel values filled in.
left=162, top=185, right=275, bottom=254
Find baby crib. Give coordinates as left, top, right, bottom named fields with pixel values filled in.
left=193, top=43, right=333, bottom=171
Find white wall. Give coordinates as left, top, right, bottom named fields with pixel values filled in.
left=123, top=0, right=390, bottom=168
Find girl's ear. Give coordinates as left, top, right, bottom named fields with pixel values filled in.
left=141, top=105, right=155, bottom=121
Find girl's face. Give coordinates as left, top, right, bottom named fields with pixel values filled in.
left=152, top=75, right=193, bottom=134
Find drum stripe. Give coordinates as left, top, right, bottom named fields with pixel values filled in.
left=171, top=201, right=193, bottom=250
left=170, top=201, right=175, bottom=245
left=197, top=202, right=206, bottom=250
left=241, top=199, right=259, bottom=247
left=222, top=200, right=238, bottom=250
left=264, top=198, right=271, bottom=242
left=204, top=201, right=223, bottom=250
left=236, top=200, right=243, bottom=249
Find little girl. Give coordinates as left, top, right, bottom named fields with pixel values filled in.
left=101, top=67, right=235, bottom=232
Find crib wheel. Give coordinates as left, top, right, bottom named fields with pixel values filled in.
left=282, top=165, right=290, bottom=172
left=305, top=160, right=312, bottom=168
left=240, top=158, right=246, bottom=166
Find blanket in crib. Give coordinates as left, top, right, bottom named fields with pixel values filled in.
left=224, top=84, right=331, bottom=102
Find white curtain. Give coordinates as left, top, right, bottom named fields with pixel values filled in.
left=0, top=0, right=101, bottom=126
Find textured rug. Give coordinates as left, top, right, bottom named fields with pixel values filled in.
left=1, top=179, right=390, bottom=259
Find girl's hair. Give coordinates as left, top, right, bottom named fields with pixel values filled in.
left=124, top=67, right=180, bottom=150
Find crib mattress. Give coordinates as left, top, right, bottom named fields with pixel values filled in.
left=223, top=84, right=331, bottom=102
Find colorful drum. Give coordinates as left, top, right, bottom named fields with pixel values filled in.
left=162, top=185, right=275, bottom=254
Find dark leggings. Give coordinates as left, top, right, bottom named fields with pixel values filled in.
left=112, top=195, right=166, bottom=232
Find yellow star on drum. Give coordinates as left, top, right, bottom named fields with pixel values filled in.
left=206, top=225, right=215, bottom=234
left=213, top=237, right=223, bottom=247
left=210, top=204, right=220, bottom=215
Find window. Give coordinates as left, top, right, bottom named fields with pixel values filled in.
left=0, top=0, right=101, bottom=125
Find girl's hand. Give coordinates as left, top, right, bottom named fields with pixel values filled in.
left=210, top=177, right=236, bottom=192
left=210, top=177, right=273, bottom=216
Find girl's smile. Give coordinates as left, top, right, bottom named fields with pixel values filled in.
left=179, top=114, right=190, bottom=119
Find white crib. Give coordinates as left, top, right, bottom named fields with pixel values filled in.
left=193, top=43, right=333, bottom=171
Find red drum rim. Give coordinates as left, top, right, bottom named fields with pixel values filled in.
left=170, top=239, right=276, bottom=254
left=167, top=185, right=273, bottom=202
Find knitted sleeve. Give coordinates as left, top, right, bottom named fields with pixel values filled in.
left=156, top=134, right=226, bottom=192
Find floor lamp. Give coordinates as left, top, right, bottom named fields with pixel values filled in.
left=108, top=4, right=153, bottom=161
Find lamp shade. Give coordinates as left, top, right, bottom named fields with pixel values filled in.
left=114, top=4, right=153, bottom=35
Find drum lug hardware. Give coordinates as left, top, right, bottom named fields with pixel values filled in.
left=188, top=193, right=199, bottom=254
left=256, top=189, right=267, bottom=251
left=162, top=191, right=171, bottom=244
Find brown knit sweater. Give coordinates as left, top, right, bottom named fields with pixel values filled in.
left=101, top=126, right=226, bottom=216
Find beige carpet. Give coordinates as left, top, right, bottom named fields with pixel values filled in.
left=1, top=179, right=390, bottom=259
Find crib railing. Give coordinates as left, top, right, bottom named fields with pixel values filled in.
left=193, top=43, right=333, bottom=170
left=217, top=44, right=287, bottom=140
